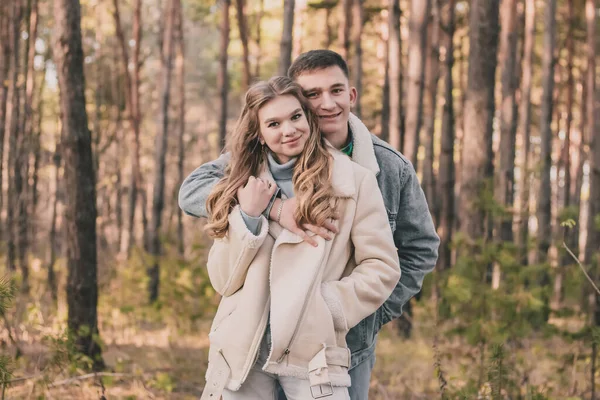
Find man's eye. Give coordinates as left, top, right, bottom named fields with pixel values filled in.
left=332, top=89, right=343, bottom=94
left=268, top=122, right=279, bottom=128
left=291, top=113, right=302, bottom=121
left=305, top=93, right=318, bottom=99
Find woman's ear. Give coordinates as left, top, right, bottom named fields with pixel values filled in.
left=259, top=136, right=265, bottom=145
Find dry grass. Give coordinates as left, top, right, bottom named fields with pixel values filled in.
left=3, top=303, right=593, bottom=399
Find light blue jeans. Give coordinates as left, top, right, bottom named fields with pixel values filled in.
left=225, top=327, right=350, bottom=400
left=274, top=351, right=375, bottom=400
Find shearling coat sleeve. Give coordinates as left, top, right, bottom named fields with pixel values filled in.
left=206, top=205, right=269, bottom=297
left=320, top=171, right=401, bottom=331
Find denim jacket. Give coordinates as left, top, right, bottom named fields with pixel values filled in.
left=178, top=114, right=439, bottom=369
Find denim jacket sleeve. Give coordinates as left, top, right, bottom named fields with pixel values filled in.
left=178, top=153, right=231, bottom=218
left=378, top=161, right=439, bottom=328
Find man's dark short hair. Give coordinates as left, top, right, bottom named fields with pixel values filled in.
left=288, top=50, right=350, bottom=80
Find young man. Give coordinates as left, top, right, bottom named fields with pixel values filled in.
left=179, top=50, right=439, bottom=399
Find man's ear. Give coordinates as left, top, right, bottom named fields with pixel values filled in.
left=349, top=87, right=358, bottom=108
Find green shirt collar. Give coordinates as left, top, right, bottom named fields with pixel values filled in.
left=340, top=125, right=353, bottom=157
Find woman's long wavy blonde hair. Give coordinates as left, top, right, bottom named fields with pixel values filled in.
left=205, top=76, right=338, bottom=238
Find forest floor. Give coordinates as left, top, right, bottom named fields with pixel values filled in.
left=1, top=240, right=596, bottom=399
left=3, top=303, right=593, bottom=399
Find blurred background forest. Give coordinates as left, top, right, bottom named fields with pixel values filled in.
left=0, top=0, right=599, bottom=398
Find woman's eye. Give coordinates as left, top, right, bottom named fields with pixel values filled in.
left=291, top=113, right=302, bottom=121
left=268, top=122, right=279, bottom=128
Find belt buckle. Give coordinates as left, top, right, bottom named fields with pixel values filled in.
left=310, top=382, right=334, bottom=398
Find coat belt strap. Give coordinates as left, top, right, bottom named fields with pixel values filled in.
left=200, top=349, right=231, bottom=400
left=308, top=345, right=351, bottom=388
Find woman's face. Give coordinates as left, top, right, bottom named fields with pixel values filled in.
left=257, top=94, right=310, bottom=164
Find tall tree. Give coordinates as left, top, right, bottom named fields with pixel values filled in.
left=584, top=0, right=598, bottom=267
left=175, top=0, right=185, bottom=257
left=422, top=0, right=441, bottom=221
left=6, top=0, right=23, bottom=275
left=351, top=0, right=364, bottom=118
left=278, top=0, right=295, bottom=76
left=218, top=0, right=231, bottom=149
left=517, top=0, right=535, bottom=265
left=235, top=0, right=251, bottom=89
left=536, top=0, right=557, bottom=263
left=553, top=0, right=577, bottom=309
left=112, top=0, right=143, bottom=258
left=339, top=0, right=352, bottom=61
left=254, top=0, right=264, bottom=78
left=458, top=0, right=500, bottom=239
left=437, top=0, right=455, bottom=271
left=53, top=0, right=103, bottom=369
left=47, top=148, right=60, bottom=302
left=0, top=3, right=10, bottom=241
left=572, top=63, right=587, bottom=259
left=560, top=0, right=575, bottom=218
left=496, top=0, right=519, bottom=242
left=388, top=0, right=403, bottom=150
left=380, top=23, right=390, bottom=141
left=148, top=0, right=177, bottom=302
left=403, top=0, right=430, bottom=167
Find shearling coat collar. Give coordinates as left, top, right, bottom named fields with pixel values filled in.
left=258, top=147, right=358, bottom=199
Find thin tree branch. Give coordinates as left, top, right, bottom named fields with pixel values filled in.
left=563, top=241, right=600, bottom=295
left=48, top=372, right=135, bottom=387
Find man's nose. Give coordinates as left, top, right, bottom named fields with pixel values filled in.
left=320, top=93, right=335, bottom=110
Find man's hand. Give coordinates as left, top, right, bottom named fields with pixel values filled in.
left=237, top=177, right=278, bottom=217
left=270, top=197, right=339, bottom=247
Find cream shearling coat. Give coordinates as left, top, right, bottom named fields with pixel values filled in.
left=203, top=148, right=400, bottom=395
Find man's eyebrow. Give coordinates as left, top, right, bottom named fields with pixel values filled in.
left=303, top=83, right=346, bottom=94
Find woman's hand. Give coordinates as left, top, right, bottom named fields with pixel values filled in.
left=269, top=197, right=339, bottom=247
left=237, top=177, right=278, bottom=217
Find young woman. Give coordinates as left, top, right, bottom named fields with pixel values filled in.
left=201, top=76, right=400, bottom=400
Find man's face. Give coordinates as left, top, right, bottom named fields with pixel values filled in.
left=295, top=66, right=357, bottom=137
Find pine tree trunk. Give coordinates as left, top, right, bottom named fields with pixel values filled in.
left=458, top=0, right=499, bottom=240
left=112, top=0, right=143, bottom=258
left=324, top=6, right=333, bottom=49
left=47, top=149, right=60, bottom=302
left=571, top=75, right=586, bottom=262
left=517, top=0, right=535, bottom=266
left=148, top=0, right=177, bottom=303
left=554, top=0, right=576, bottom=309
left=339, top=0, right=352, bottom=62
left=235, top=0, right=251, bottom=89
left=254, top=0, right=264, bottom=78
left=388, top=0, right=403, bottom=151
left=218, top=0, right=230, bottom=149
left=176, top=0, right=185, bottom=257
left=584, top=0, right=598, bottom=268
left=496, top=0, right=518, bottom=243
left=422, top=0, right=441, bottom=222
left=0, top=4, right=11, bottom=242
left=52, top=0, right=103, bottom=369
left=536, top=0, right=556, bottom=264
left=404, top=0, right=430, bottom=168
left=351, top=0, right=364, bottom=118
left=437, top=0, right=455, bottom=272
left=6, top=0, right=23, bottom=275
left=380, top=29, right=390, bottom=142
left=278, top=0, right=295, bottom=76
